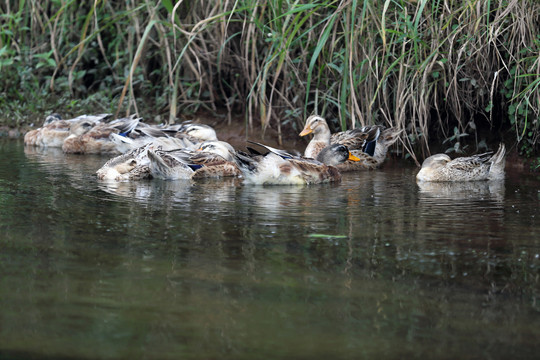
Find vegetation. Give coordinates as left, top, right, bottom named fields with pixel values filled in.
left=0, top=0, right=539, bottom=159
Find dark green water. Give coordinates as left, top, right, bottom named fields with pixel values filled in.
left=1, top=139, right=539, bottom=359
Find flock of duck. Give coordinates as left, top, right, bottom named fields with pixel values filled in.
left=23, top=113, right=506, bottom=185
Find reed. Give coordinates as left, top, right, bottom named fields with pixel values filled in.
left=1, top=0, right=538, bottom=157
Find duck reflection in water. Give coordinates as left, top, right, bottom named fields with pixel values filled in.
left=98, top=176, right=240, bottom=207
left=417, top=180, right=505, bottom=202
left=97, top=177, right=192, bottom=205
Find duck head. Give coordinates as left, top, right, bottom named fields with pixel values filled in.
left=316, top=144, right=360, bottom=166
left=299, top=115, right=331, bottom=138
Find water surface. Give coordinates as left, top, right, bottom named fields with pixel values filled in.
left=1, top=139, right=539, bottom=359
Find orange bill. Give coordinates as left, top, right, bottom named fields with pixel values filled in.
left=348, top=152, right=361, bottom=161
left=299, top=127, right=313, bottom=136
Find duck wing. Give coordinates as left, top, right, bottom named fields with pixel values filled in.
left=109, top=116, right=141, bottom=136
left=446, top=152, right=493, bottom=171
left=331, top=125, right=382, bottom=156
left=247, top=140, right=297, bottom=159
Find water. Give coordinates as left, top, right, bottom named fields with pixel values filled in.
left=1, top=139, right=539, bottom=359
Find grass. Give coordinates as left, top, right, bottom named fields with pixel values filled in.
left=0, top=0, right=539, bottom=158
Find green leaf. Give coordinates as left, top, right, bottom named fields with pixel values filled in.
left=308, top=234, right=348, bottom=239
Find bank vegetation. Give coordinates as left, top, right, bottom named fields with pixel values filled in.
left=1, top=0, right=539, bottom=160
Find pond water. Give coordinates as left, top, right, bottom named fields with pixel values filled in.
left=1, top=139, right=539, bottom=359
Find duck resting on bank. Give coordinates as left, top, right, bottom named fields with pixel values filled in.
left=235, top=141, right=360, bottom=185
left=299, top=115, right=401, bottom=171
left=416, top=143, right=506, bottom=182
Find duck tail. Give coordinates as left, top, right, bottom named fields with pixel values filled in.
left=234, top=151, right=258, bottom=173
left=111, top=133, right=134, bottom=144
left=488, top=143, right=506, bottom=180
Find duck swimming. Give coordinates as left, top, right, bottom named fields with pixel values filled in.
left=299, top=115, right=381, bottom=157
left=172, top=122, right=218, bottom=145
left=24, top=113, right=109, bottom=148
left=96, top=144, right=152, bottom=181
left=96, top=136, right=196, bottom=181
left=299, top=115, right=400, bottom=171
left=335, top=127, right=402, bottom=171
left=147, top=140, right=241, bottom=180
left=416, top=143, right=506, bottom=182
left=62, top=115, right=140, bottom=154
left=109, top=124, right=192, bottom=154
left=235, top=142, right=360, bottom=185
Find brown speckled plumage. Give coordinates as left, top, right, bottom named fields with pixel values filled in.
left=299, top=115, right=400, bottom=171
left=235, top=143, right=356, bottom=185
left=416, top=143, right=506, bottom=182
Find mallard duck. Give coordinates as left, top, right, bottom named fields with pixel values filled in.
left=299, top=115, right=381, bottom=157
left=96, top=136, right=194, bottom=181
left=62, top=115, right=140, bottom=154
left=299, top=115, right=400, bottom=171
left=109, top=125, right=191, bottom=154
left=147, top=140, right=241, bottom=180
left=416, top=143, right=506, bottom=182
left=96, top=144, right=152, bottom=181
left=24, top=113, right=109, bottom=147
left=235, top=142, right=360, bottom=185
left=335, top=127, right=402, bottom=171
left=172, top=122, right=218, bottom=144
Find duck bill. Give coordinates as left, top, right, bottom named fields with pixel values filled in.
left=348, top=153, right=361, bottom=162
left=299, top=127, right=312, bottom=137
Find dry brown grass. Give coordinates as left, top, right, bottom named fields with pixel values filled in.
left=1, top=0, right=539, bottom=157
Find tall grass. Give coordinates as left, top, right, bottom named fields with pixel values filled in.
left=1, top=0, right=539, bottom=157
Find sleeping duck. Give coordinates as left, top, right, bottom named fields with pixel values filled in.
left=172, top=122, right=218, bottom=144
left=96, top=136, right=195, bottom=181
left=147, top=140, right=241, bottom=180
left=235, top=142, right=360, bottom=185
left=299, top=115, right=400, bottom=171
left=96, top=144, right=153, bottom=181
left=416, top=143, right=506, bottom=182
left=108, top=123, right=195, bottom=154
left=24, top=113, right=109, bottom=148
left=62, top=115, right=141, bottom=154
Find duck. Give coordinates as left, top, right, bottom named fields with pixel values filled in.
left=416, top=143, right=506, bottom=182
left=24, top=113, right=109, bottom=147
left=62, top=115, right=141, bottom=154
left=96, top=135, right=194, bottom=181
left=147, top=140, right=241, bottom=180
left=299, top=115, right=400, bottom=171
left=335, top=127, right=402, bottom=171
left=299, top=115, right=380, bottom=157
left=96, top=144, right=152, bottom=181
left=172, top=122, right=218, bottom=144
left=235, top=142, right=360, bottom=185
left=109, top=124, right=190, bottom=154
